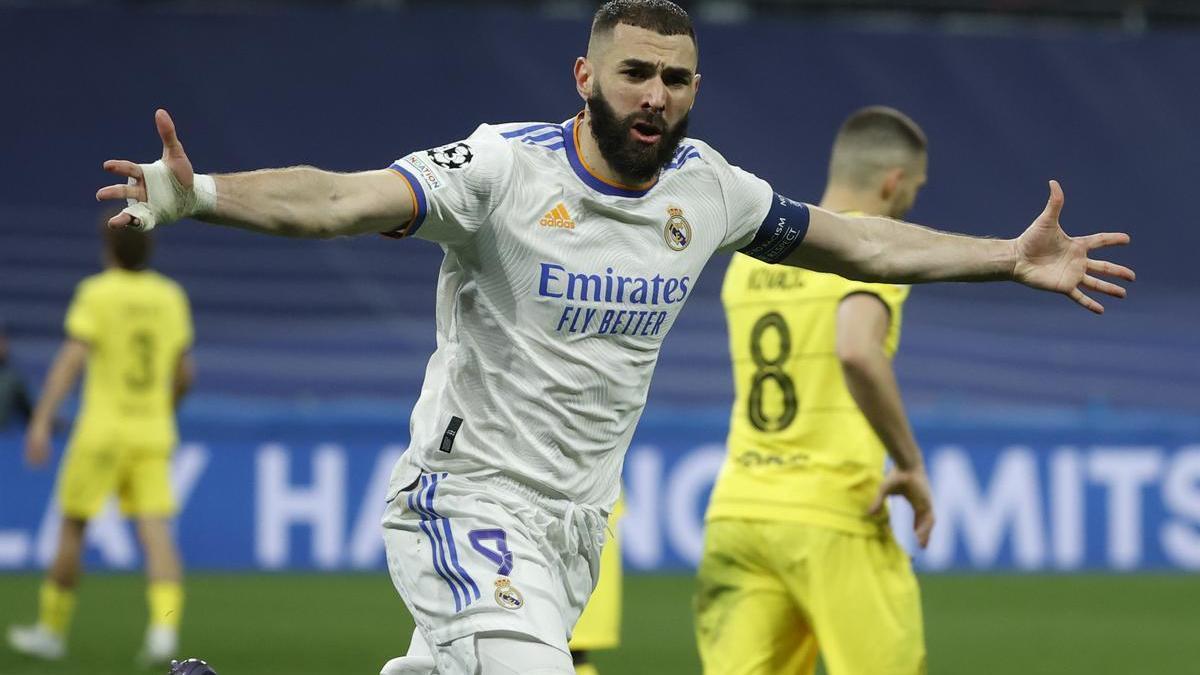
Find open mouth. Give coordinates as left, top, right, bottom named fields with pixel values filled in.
left=630, top=121, right=663, bottom=144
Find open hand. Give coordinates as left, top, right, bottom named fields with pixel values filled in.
left=1013, top=180, right=1135, bottom=314
left=97, top=109, right=195, bottom=229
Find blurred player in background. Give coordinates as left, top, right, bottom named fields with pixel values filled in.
left=93, top=0, right=1131, bottom=670
left=696, top=107, right=933, bottom=675
left=0, top=322, right=34, bottom=430
left=6, top=223, right=195, bottom=666
left=568, top=499, right=623, bottom=675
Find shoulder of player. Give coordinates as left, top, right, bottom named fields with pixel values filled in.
left=476, top=121, right=567, bottom=151
left=724, top=257, right=907, bottom=303
left=73, top=271, right=113, bottom=298
left=76, top=272, right=105, bottom=289
left=670, top=137, right=723, bottom=171
left=153, top=273, right=189, bottom=299
left=836, top=280, right=912, bottom=310
left=93, top=269, right=187, bottom=297
left=470, top=121, right=569, bottom=167
left=661, top=138, right=757, bottom=185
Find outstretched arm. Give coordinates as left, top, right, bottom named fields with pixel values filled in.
left=97, top=110, right=414, bottom=238
left=784, top=181, right=1134, bottom=314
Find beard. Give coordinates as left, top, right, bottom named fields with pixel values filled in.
left=586, top=85, right=690, bottom=184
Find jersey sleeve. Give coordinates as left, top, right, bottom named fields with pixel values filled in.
left=840, top=282, right=911, bottom=355
left=382, top=124, right=514, bottom=248
left=64, top=281, right=98, bottom=343
left=712, top=156, right=812, bottom=264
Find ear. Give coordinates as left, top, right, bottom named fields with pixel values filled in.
left=574, top=57, right=593, bottom=102
left=880, top=167, right=904, bottom=200
left=690, top=72, right=702, bottom=110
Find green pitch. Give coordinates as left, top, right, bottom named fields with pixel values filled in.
left=1, top=573, right=1197, bottom=674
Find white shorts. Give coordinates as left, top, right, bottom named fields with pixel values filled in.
left=382, top=469, right=607, bottom=657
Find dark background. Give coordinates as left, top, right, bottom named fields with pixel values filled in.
left=2, top=0, right=1194, bottom=414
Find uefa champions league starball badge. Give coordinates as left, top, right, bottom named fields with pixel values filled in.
left=426, top=142, right=474, bottom=170
left=664, top=206, right=692, bottom=251
left=494, top=577, right=525, bottom=610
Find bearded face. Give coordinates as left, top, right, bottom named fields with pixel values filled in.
left=587, top=83, right=690, bottom=184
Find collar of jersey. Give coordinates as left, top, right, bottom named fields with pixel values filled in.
left=564, top=113, right=657, bottom=198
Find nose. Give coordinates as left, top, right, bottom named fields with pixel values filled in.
left=642, top=78, right=668, bottom=114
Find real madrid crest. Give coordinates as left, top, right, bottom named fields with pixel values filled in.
left=494, top=577, right=524, bottom=610
left=664, top=206, right=692, bottom=252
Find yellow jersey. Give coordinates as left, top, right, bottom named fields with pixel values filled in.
left=65, top=268, right=192, bottom=448
left=707, top=252, right=909, bottom=534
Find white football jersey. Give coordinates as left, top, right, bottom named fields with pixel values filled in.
left=385, top=115, right=810, bottom=509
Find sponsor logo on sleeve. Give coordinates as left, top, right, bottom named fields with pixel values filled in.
left=403, top=155, right=443, bottom=191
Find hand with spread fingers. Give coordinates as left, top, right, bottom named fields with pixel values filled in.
left=96, top=109, right=201, bottom=232
left=1014, top=180, right=1135, bottom=314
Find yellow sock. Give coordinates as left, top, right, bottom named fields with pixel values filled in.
left=147, top=582, right=184, bottom=629
left=575, top=662, right=600, bottom=675
left=37, top=581, right=76, bottom=637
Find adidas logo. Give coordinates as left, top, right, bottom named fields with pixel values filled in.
left=539, top=203, right=576, bottom=229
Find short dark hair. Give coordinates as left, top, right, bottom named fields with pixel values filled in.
left=836, top=106, right=927, bottom=154
left=829, top=106, right=927, bottom=187
left=592, top=0, right=695, bottom=43
left=101, top=218, right=153, bottom=270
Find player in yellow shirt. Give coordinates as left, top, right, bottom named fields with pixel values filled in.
left=696, top=107, right=935, bottom=675
left=7, top=223, right=195, bottom=666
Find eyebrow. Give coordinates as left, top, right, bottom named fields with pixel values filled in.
left=618, top=58, right=694, bottom=80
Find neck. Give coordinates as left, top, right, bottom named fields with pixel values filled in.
left=819, top=183, right=889, bottom=218
left=576, top=110, right=657, bottom=189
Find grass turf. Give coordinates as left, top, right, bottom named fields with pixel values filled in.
left=1, top=573, right=1197, bottom=674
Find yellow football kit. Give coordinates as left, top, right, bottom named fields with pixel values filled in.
left=570, top=497, right=624, bottom=655
left=696, top=251, right=925, bottom=675
left=56, top=269, right=192, bottom=519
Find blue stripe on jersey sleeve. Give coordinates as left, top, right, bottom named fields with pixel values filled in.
left=388, top=162, right=429, bottom=236
left=738, top=193, right=811, bottom=264
left=523, top=128, right=564, bottom=145
left=500, top=123, right=560, bottom=138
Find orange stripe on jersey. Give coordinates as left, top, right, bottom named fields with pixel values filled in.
left=385, top=167, right=420, bottom=238
left=571, top=114, right=657, bottom=192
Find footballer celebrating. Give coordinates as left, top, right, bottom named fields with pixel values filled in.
left=94, top=1, right=1131, bottom=672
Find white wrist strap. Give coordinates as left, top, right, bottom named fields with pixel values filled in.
left=121, top=160, right=216, bottom=232
left=193, top=174, right=217, bottom=214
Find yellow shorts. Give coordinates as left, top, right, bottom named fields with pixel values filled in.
left=695, top=518, right=925, bottom=675
left=569, top=505, right=623, bottom=652
left=57, top=432, right=176, bottom=520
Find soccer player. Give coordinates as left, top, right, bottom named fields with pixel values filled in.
left=6, top=224, right=195, bottom=665
left=696, top=106, right=934, bottom=675
left=93, top=2, right=1131, bottom=671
